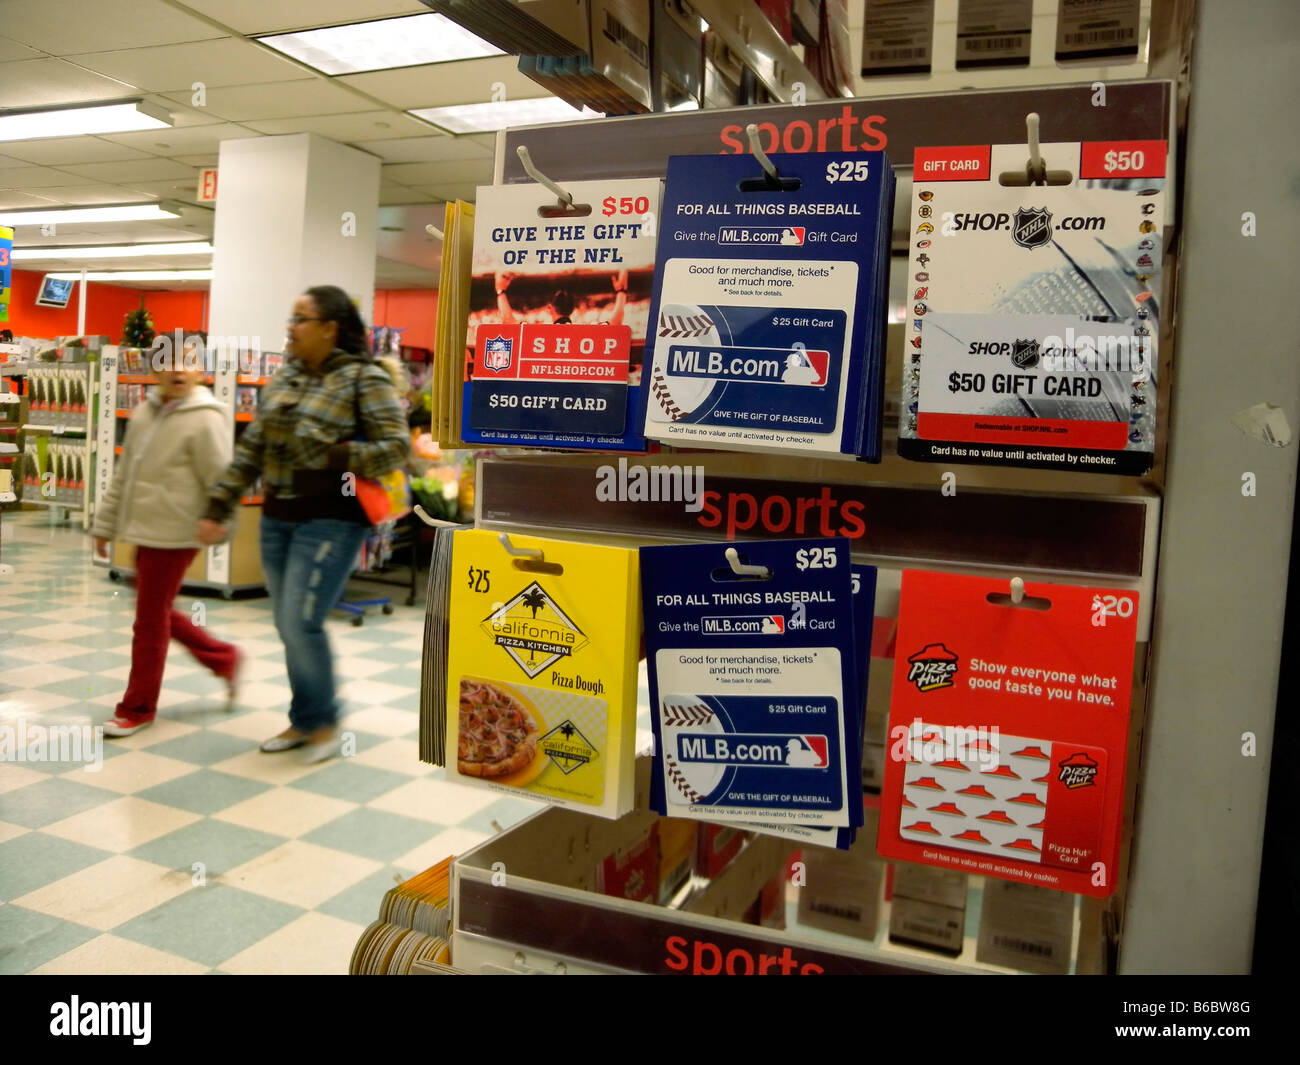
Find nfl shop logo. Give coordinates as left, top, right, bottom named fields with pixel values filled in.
left=483, top=336, right=513, bottom=372
left=1012, top=207, right=1053, bottom=250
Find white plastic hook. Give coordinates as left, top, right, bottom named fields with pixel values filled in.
left=725, top=546, right=770, bottom=577
left=516, top=145, right=573, bottom=209
left=413, top=504, right=460, bottom=528
left=499, top=531, right=544, bottom=560
left=424, top=223, right=443, bottom=241
left=1009, top=577, right=1026, bottom=604
left=745, top=123, right=779, bottom=182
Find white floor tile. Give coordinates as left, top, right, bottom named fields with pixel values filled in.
left=64, top=750, right=196, bottom=795
left=213, top=786, right=355, bottom=838
left=218, top=911, right=363, bottom=975
left=31, top=934, right=209, bottom=975
left=0, top=764, right=48, bottom=794
left=225, top=840, right=380, bottom=910
left=209, top=748, right=331, bottom=786
left=15, top=855, right=192, bottom=931
left=0, top=819, right=29, bottom=844
left=43, top=796, right=201, bottom=853
left=394, top=826, right=490, bottom=875
left=368, top=777, right=506, bottom=824
left=350, top=738, right=428, bottom=777
left=340, top=705, right=418, bottom=738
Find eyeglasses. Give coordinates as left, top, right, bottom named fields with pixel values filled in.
left=288, top=315, right=324, bottom=325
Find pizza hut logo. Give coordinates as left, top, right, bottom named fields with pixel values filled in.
left=1012, top=207, right=1053, bottom=250
left=1057, top=752, right=1099, bottom=789
left=482, top=581, right=589, bottom=678
left=906, top=643, right=959, bottom=692
left=1012, top=338, right=1040, bottom=368
left=483, top=335, right=513, bottom=373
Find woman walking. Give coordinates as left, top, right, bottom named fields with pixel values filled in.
left=94, top=341, right=240, bottom=736
left=198, top=286, right=408, bottom=762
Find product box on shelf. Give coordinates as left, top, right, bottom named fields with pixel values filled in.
left=797, top=810, right=886, bottom=940
left=657, top=817, right=698, bottom=904
left=898, top=138, right=1168, bottom=474
left=888, top=863, right=968, bottom=956
left=640, top=149, right=895, bottom=460
left=975, top=877, right=1074, bottom=974
left=695, top=823, right=748, bottom=880
left=595, top=821, right=660, bottom=904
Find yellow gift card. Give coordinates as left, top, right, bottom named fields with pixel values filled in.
left=446, top=530, right=641, bottom=819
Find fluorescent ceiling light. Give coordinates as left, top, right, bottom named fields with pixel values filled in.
left=259, top=14, right=501, bottom=75
left=410, top=98, right=603, bottom=135
left=0, top=100, right=171, bottom=143
left=0, top=203, right=182, bottom=227
left=13, top=241, right=212, bottom=260
left=47, top=270, right=212, bottom=282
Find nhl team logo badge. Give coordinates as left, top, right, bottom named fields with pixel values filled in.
left=1012, top=207, right=1053, bottom=250
left=1012, top=338, right=1041, bottom=368
left=483, top=336, right=513, bottom=373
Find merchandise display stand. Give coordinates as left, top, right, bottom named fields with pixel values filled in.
left=95, top=345, right=267, bottom=597
left=425, top=5, right=1294, bottom=975
left=17, top=359, right=96, bottom=529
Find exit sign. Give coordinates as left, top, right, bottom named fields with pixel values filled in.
left=198, top=168, right=218, bottom=202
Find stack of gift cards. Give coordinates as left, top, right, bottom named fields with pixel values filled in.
left=640, top=150, right=895, bottom=461
left=463, top=177, right=662, bottom=451
left=349, top=857, right=455, bottom=974
left=424, top=0, right=587, bottom=56
left=419, top=522, right=467, bottom=767
left=430, top=200, right=476, bottom=448
left=640, top=538, right=876, bottom=850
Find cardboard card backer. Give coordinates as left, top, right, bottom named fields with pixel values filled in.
left=641, top=539, right=860, bottom=829
left=976, top=878, right=1075, bottom=973
left=879, top=571, right=1139, bottom=896
left=642, top=151, right=894, bottom=460
left=464, top=178, right=662, bottom=450
left=900, top=140, right=1166, bottom=475
left=445, top=530, right=641, bottom=819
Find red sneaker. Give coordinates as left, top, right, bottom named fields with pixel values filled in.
left=104, top=714, right=154, bottom=738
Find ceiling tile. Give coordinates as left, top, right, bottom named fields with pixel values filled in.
left=175, top=0, right=427, bottom=36
left=0, top=165, right=89, bottom=189
left=31, top=184, right=148, bottom=205
left=0, top=58, right=137, bottom=108
left=0, top=35, right=43, bottom=62
left=379, top=187, right=437, bottom=206
left=173, top=155, right=222, bottom=167
left=0, top=137, right=156, bottom=166
left=113, top=179, right=209, bottom=205
left=0, top=1, right=227, bottom=55
left=99, top=123, right=261, bottom=157
left=66, top=38, right=315, bottom=93
left=159, top=78, right=375, bottom=122
left=348, top=135, right=492, bottom=163
left=0, top=191, right=63, bottom=209
left=382, top=159, right=492, bottom=186
left=139, top=96, right=227, bottom=127
left=243, top=110, right=432, bottom=140
left=418, top=183, right=480, bottom=204
left=337, top=56, right=539, bottom=111
left=53, top=158, right=198, bottom=183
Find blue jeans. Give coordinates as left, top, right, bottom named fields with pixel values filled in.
left=260, top=516, right=368, bottom=732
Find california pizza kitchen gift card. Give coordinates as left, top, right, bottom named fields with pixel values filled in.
left=446, top=530, right=641, bottom=819
left=878, top=570, right=1139, bottom=897
left=900, top=139, right=1167, bottom=474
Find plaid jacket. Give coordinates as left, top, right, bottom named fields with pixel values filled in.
left=205, top=349, right=408, bottom=524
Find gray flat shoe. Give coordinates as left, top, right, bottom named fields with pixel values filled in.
left=260, top=734, right=308, bottom=753
left=300, top=735, right=342, bottom=765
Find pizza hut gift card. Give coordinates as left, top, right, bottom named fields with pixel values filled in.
left=878, top=570, right=1139, bottom=896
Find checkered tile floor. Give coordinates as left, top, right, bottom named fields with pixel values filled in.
left=0, top=512, right=539, bottom=974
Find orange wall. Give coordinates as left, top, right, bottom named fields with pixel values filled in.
left=4, top=269, right=207, bottom=341
left=374, top=289, right=437, bottom=350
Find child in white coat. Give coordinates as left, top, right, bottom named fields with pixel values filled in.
left=93, top=348, right=241, bottom=736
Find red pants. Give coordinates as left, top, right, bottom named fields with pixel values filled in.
left=117, top=546, right=239, bottom=722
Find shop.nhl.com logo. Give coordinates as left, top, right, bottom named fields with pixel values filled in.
left=1057, top=752, right=1099, bottom=789
left=1012, top=338, right=1040, bottom=368
left=905, top=643, right=959, bottom=692
left=1012, top=207, right=1053, bottom=250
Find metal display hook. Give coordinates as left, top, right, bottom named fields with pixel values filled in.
left=516, top=145, right=574, bottom=209
left=745, top=123, right=780, bottom=182
left=725, top=546, right=770, bottom=577
left=424, top=223, right=444, bottom=241
left=1009, top=576, right=1026, bottom=604
left=499, top=531, right=544, bottom=560
left=413, top=504, right=462, bottom=528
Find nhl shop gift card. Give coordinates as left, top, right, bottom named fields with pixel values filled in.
left=900, top=139, right=1167, bottom=474
left=465, top=178, right=662, bottom=450
left=879, top=570, right=1139, bottom=896
left=641, top=151, right=894, bottom=460
left=445, top=530, right=641, bottom=819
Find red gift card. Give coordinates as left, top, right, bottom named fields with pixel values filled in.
left=878, top=572, right=1138, bottom=897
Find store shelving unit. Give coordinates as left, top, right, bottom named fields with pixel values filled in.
left=13, top=359, right=97, bottom=529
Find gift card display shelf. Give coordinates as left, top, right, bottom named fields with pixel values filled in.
left=9, top=360, right=97, bottom=529
left=429, top=8, right=1294, bottom=978
left=96, top=345, right=268, bottom=598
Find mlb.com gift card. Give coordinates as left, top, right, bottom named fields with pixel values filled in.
left=879, top=571, right=1139, bottom=897
left=640, top=539, right=865, bottom=833
left=641, top=151, right=894, bottom=460
left=464, top=178, right=662, bottom=450
left=899, top=139, right=1167, bottom=474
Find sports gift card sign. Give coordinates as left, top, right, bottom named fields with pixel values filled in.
left=465, top=179, right=662, bottom=450
left=641, top=152, right=895, bottom=460
left=640, top=539, right=869, bottom=843
left=899, top=139, right=1167, bottom=474
left=878, top=571, right=1139, bottom=897
left=445, top=530, right=641, bottom=820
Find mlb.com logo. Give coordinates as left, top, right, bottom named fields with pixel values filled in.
left=702, top=614, right=784, bottom=634
left=677, top=732, right=829, bottom=768
left=718, top=226, right=806, bottom=246
left=483, top=335, right=513, bottom=373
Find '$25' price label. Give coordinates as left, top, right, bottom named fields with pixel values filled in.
left=795, top=546, right=838, bottom=570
